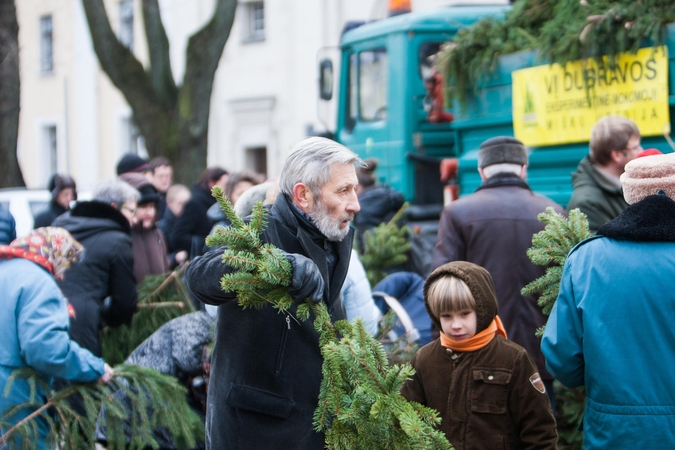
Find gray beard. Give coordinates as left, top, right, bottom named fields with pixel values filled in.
left=308, top=198, right=352, bottom=242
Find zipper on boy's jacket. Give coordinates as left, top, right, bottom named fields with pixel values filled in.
left=286, top=315, right=291, bottom=329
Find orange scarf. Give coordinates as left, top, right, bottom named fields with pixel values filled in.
left=440, top=316, right=507, bottom=352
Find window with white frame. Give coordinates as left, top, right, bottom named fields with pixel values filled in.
left=40, top=15, right=54, bottom=74
left=120, top=117, right=147, bottom=158
left=42, top=125, right=58, bottom=175
left=119, top=0, right=134, bottom=51
left=242, top=1, right=265, bottom=43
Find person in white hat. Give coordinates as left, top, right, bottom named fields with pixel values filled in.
left=542, top=151, right=675, bottom=449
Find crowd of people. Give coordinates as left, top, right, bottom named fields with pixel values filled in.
left=1, top=114, right=673, bottom=449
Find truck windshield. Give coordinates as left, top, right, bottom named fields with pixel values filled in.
left=356, top=47, right=388, bottom=122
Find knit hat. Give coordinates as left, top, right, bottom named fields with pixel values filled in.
left=621, top=151, right=675, bottom=204
left=477, top=136, right=528, bottom=168
left=423, top=261, right=498, bottom=333
left=48, top=174, right=77, bottom=202
left=119, top=172, right=160, bottom=206
left=637, top=148, right=663, bottom=158
left=116, top=153, right=150, bottom=175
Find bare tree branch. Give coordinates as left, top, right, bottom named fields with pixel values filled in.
left=141, top=0, right=176, bottom=110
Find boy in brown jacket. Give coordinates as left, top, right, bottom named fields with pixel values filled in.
left=401, top=261, right=557, bottom=449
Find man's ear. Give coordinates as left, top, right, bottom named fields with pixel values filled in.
left=292, top=183, right=313, bottom=210
left=609, top=149, right=625, bottom=165
left=520, top=164, right=528, bottom=179
left=477, top=167, right=487, bottom=181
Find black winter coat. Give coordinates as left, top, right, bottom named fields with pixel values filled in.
left=33, top=201, right=67, bottom=228
left=53, top=201, right=137, bottom=356
left=185, top=194, right=353, bottom=450
left=169, top=185, right=216, bottom=255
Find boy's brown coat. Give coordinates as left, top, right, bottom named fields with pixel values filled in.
left=402, top=261, right=557, bottom=449
left=401, top=337, right=557, bottom=450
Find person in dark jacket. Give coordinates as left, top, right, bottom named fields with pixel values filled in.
left=53, top=179, right=140, bottom=356
left=566, top=115, right=641, bottom=233
left=169, top=167, right=228, bottom=258
left=0, top=205, right=16, bottom=244
left=185, top=137, right=362, bottom=450
left=33, top=174, right=77, bottom=228
left=119, top=172, right=171, bottom=282
left=433, top=136, right=564, bottom=406
left=401, top=261, right=557, bottom=449
left=147, top=156, right=173, bottom=219
left=353, top=158, right=405, bottom=250
left=542, top=152, right=675, bottom=449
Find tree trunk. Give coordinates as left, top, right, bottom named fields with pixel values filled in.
left=81, top=0, right=236, bottom=185
left=0, top=0, right=25, bottom=188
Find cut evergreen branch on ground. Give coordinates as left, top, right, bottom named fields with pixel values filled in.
left=437, top=0, right=675, bottom=108
left=0, top=365, right=204, bottom=450
left=206, top=187, right=452, bottom=449
left=101, top=268, right=194, bottom=366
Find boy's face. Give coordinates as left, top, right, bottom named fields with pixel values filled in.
left=439, top=309, right=477, bottom=341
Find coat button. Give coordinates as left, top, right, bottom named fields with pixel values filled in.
left=451, top=354, right=458, bottom=360
left=488, top=375, right=494, bottom=380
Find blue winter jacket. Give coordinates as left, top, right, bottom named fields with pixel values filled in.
left=542, top=195, right=675, bottom=449
left=0, top=206, right=16, bottom=244
left=0, top=258, right=105, bottom=449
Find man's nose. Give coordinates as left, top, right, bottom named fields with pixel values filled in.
left=347, top=192, right=360, bottom=213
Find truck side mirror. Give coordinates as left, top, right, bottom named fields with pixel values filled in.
left=319, top=59, right=333, bottom=101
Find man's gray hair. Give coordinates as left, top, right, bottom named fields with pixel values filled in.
left=92, top=179, right=140, bottom=205
left=482, top=163, right=523, bottom=179
left=279, top=137, right=364, bottom=198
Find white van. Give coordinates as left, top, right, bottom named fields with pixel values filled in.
left=0, top=188, right=51, bottom=238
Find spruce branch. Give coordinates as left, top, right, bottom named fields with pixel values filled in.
left=361, top=203, right=411, bottom=286
left=522, top=207, right=592, bottom=329
left=207, top=189, right=452, bottom=449
left=1, top=365, right=204, bottom=450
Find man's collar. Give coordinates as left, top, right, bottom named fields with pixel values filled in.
left=592, top=164, right=622, bottom=189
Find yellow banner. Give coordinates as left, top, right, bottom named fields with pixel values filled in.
left=512, top=46, right=670, bottom=147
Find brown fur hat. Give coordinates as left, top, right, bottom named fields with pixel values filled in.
left=621, top=152, right=675, bottom=204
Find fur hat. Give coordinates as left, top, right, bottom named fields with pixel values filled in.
left=477, top=136, right=528, bottom=169
left=48, top=174, right=77, bottom=202
left=116, top=153, right=150, bottom=175
left=423, top=261, right=498, bottom=333
left=621, top=152, right=675, bottom=204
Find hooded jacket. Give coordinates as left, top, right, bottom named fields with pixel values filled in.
left=53, top=201, right=137, bottom=356
left=433, top=173, right=564, bottom=382
left=401, top=262, right=557, bottom=450
left=542, top=194, right=675, bottom=449
left=566, top=155, right=629, bottom=233
left=119, top=173, right=170, bottom=282
left=185, top=193, right=353, bottom=450
left=0, top=258, right=104, bottom=449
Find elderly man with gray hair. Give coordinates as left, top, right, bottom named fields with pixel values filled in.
left=53, top=179, right=140, bottom=356
left=433, top=136, right=564, bottom=408
left=185, top=137, right=362, bottom=449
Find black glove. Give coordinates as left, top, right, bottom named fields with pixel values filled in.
left=285, top=253, right=325, bottom=304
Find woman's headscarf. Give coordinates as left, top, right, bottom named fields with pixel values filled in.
left=0, top=227, right=84, bottom=278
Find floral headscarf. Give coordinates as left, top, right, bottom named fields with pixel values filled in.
left=0, top=227, right=84, bottom=278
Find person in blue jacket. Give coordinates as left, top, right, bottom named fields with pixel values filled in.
left=542, top=151, right=675, bottom=449
left=0, top=227, right=114, bottom=449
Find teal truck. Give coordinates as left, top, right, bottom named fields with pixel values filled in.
left=318, top=5, right=675, bottom=210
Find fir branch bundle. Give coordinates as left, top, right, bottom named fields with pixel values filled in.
left=0, top=365, right=204, bottom=450
left=101, top=268, right=194, bottom=366
left=521, top=207, right=591, bottom=320
left=207, top=189, right=452, bottom=449
left=360, top=203, right=411, bottom=287
left=437, top=0, right=675, bottom=108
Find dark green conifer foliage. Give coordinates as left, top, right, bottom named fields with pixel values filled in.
left=206, top=187, right=452, bottom=449
left=101, top=268, right=195, bottom=366
left=360, top=203, right=411, bottom=286
left=437, top=0, right=675, bottom=108
left=0, top=365, right=204, bottom=450
left=521, top=207, right=591, bottom=449
left=521, top=207, right=592, bottom=327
